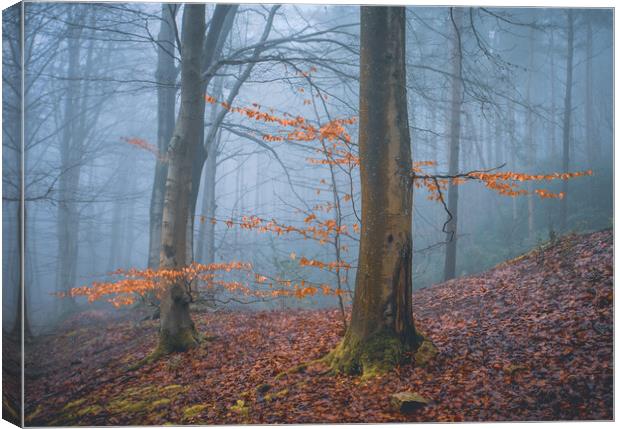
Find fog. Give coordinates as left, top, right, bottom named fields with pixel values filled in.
left=2, top=3, right=613, bottom=335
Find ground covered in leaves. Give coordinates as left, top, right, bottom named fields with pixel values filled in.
left=24, top=230, right=613, bottom=424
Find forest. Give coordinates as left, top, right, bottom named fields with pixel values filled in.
left=1, top=2, right=614, bottom=425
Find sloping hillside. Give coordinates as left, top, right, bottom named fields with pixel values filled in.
left=24, top=230, right=613, bottom=424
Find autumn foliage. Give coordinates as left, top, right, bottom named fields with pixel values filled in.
left=102, top=97, right=595, bottom=309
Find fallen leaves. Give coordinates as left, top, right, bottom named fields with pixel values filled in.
left=24, top=230, right=612, bottom=424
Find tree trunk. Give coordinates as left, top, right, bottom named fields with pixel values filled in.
left=55, top=13, right=84, bottom=315
left=196, top=132, right=219, bottom=264
left=156, top=4, right=234, bottom=355
left=443, top=7, right=463, bottom=281
left=560, top=11, right=574, bottom=232
left=148, top=4, right=177, bottom=269
left=121, top=159, right=138, bottom=267
left=157, top=4, right=207, bottom=354
left=186, top=6, right=237, bottom=264
left=526, top=28, right=535, bottom=239
left=549, top=27, right=557, bottom=164
left=326, top=6, right=423, bottom=377
left=585, top=17, right=595, bottom=171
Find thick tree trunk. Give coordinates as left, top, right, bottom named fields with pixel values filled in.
left=326, top=6, right=423, bottom=377
left=560, top=11, right=574, bottom=232
left=443, top=7, right=463, bottom=281
left=148, top=4, right=177, bottom=269
left=157, top=4, right=207, bottom=354
left=156, top=4, right=235, bottom=355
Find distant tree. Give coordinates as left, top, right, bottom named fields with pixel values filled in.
left=443, top=7, right=463, bottom=282
left=560, top=10, right=574, bottom=232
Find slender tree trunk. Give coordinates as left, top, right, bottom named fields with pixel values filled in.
left=107, top=192, right=124, bottom=270
left=549, top=28, right=557, bottom=164
left=196, top=75, right=223, bottom=264
left=526, top=28, right=535, bottom=239
left=122, top=162, right=138, bottom=266
left=509, top=101, right=518, bottom=223
left=560, top=11, right=574, bottom=232
left=55, top=15, right=83, bottom=315
left=430, top=108, right=437, bottom=171
left=326, top=6, right=424, bottom=377
left=148, top=4, right=177, bottom=269
left=196, top=133, right=219, bottom=262
left=585, top=17, right=595, bottom=170
left=494, top=110, right=503, bottom=167
left=186, top=7, right=237, bottom=264
left=443, top=7, right=463, bottom=281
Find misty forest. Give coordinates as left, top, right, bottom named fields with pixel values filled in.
left=2, top=2, right=613, bottom=425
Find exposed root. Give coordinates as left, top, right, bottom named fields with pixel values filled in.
left=126, top=327, right=201, bottom=371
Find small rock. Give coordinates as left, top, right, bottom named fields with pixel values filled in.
left=390, top=392, right=429, bottom=413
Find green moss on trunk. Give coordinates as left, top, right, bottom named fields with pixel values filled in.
left=157, top=326, right=199, bottom=354
left=325, top=329, right=423, bottom=378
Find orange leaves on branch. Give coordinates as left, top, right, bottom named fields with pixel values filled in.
left=306, top=149, right=359, bottom=167
left=534, top=189, right=565, bottom=199
left=410, top=162, right=592, bottom=201
left=204, top=93, right=355, bottom=145
left=120, top=137, right=162, bottom=160
left=59, top=261, right=253, bottom=308
left=466, top=169, right=592, bottom=198
left=412, top=160, right=437, bottom=173
left=210, top=214, right=351, bottom=243
left=298, top=256, right=351, bottom=271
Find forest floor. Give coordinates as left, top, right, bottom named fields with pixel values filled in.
left=23, top=229, right=613, bottom=424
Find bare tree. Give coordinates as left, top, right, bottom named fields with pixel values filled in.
left=560, top=10, right=574, bottom=232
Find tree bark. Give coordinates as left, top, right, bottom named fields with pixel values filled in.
left=186, top=6, right=237, bottom=263
left=560, top=11, right=574, bottom=232
left=443, top=7, right=463, bottom=281
left=196, top=131, right=219, bottom=265
left=148, top=4, right=177, bottom=269
left=326, top=6, right=423, bottom=377
left=156, top=4, right=207, bottom=354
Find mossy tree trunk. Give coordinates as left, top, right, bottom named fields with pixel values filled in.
left=326, top=6, right=423, bottom=377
